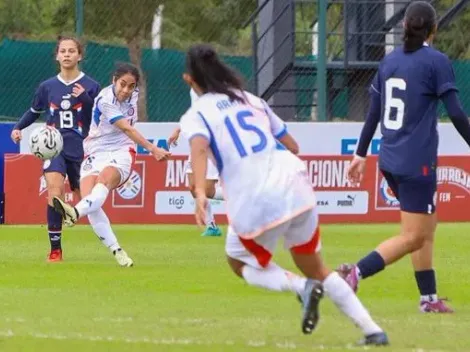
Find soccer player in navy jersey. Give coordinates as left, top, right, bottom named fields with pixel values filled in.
left=338, top=1, right=470, bottom=313
left=10, top=36, right=100, bottom=262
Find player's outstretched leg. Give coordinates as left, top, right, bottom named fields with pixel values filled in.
left=226, top=224, right=388, bottom=345
left=337, top=210, right=451, bottom=315
left=53, top=183, right=110, bottom=227
left=88, top=208, right=133, bottom=267
left=290, top=250, right=388, bottom=345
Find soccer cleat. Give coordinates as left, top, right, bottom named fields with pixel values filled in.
left=113, top=248, right=134, bottom=267
left=337, top=263, right=359, bottom=293
left=47, top=249, right=63, bottom=262
left=357, top=332, right=389, bottom=346
left=299, top=279, right=324, bottom=334
left=201, top=225, right=222, bottom=237
left=52, top=197, right=78, bottom=227
left=420, top=298, right=454, bottom=313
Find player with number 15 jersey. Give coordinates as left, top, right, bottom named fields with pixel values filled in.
left=180, top=44, right=388, bottom=345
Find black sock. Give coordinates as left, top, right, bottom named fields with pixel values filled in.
left=47, top=205, right=62, bottom=251
left=357, top=251, right=386, bottom=279
left=414, top=269, right=437, bottom=297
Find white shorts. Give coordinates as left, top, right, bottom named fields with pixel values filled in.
left=225, top=208, right=321, bottom=269
left=81, top=150, right=135, bottom=186
left=185, top=156, right=219, bottom=180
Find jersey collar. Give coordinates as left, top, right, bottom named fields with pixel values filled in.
left=57, top=71, right=85, bottom=86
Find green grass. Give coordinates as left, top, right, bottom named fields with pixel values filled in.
left=0, top=223, right=468, bottom=351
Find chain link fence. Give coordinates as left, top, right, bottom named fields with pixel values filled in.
left=0, top=0, right=469, bottom=122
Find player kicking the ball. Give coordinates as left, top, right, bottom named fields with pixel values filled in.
left=167, top=88, right=223, bottom=237
left=180, top=43, right=388, bottom=346
left=52, top=63, right=170, bottom=267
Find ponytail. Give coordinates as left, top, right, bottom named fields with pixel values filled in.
left=186, top=44, right=245, bottom=103
left=403, top=1, right=437, bottom=53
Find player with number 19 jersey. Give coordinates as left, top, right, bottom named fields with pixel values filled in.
left=180, top=91, right=316, bottom=239
left=18, top=73, right=100, bottom=189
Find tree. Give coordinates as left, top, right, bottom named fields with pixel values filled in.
left=53, top=0, right=164, bottom=121
left=162, top=0, right=256, bottom=54
left=0, top=0, right=69, bottom=40
left=434, top=0, right=470, bottom=59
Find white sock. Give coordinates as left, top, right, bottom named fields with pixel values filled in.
left=75, top=183, right=109, bottom=218
left=213, top=185, right=224, bottom=200
left=205, top=201, right=216, bottom=228
left=421, top=294, right=438, bottom=302
left=87, top=208, right=120, bottom=252
left=242, top=263, right=307, bottom=294
left=323, top=272, right=383, bottom=336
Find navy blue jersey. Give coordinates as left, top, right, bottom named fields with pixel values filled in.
left=31, top=73, right=100, bottom=160
left=372, top=45, right=458, bottom=176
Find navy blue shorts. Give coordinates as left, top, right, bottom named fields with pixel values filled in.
left=43, top=153, right=81, bottom=191
left=381, top=170, right=437, bottom=214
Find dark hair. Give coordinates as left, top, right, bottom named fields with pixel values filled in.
left=113, top=62, right=140, bottom=85
left=55, top=35, right=84, bottom=56
left=403, top=1, right=437, bottom=53
left=186, top=44, right=244, bottom=102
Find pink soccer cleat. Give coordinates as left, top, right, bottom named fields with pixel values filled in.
left=337, top=264, right=359, bottom=293
left=420, top=298, right=454, bottom=313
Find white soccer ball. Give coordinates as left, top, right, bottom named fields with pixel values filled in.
left=29, top=126, right=64, bottom=161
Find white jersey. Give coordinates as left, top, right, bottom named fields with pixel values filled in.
left=185, top=89, right=219, bottom=180
left=180, top=90, right=316, bottom=239
left=84, top=85, right=138, bottom=155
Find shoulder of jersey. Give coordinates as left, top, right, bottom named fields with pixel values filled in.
left=97, top=85, right=114, bottom=100
left=40, top=75, right=61, bottom=87
left=82, top=73, right=101, bottom=86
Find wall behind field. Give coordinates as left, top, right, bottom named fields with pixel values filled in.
left=1, top=39, right=470, bottom=122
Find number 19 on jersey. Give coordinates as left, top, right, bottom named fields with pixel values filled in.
left=59, top=111, right=74, bottom=128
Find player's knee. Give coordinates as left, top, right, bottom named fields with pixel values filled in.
left=403, top=231, right=427, bottom=252
left=205, top=182, right=216, bottom=199
left=226, top=256, right=245, bottom=278
left=47, top=184, right=64, bottom=204
left=188, top=183, right=197, bottom=198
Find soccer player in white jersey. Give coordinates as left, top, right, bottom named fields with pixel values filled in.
left=167, top=88, right=223, bottom=237
left=179, top=44, right=389, bottom=346
left=52, top=63, right=171, bottom=267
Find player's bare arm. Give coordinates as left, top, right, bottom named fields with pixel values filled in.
left=277, top=133, right=299, bottom=154
left=190, top=135, right=209, bottom=227
left=167, top=126, right=181, bottom=147
left=114, top=118, right=170, bottom=161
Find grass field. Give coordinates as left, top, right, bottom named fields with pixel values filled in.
left=0, top=223, right=468, bottom=351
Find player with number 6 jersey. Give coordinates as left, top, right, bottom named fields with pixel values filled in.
left=11, top=36, right=100, bottom=262
left=339, top=1, right=470, bottom=313
left=180, top=43, right=388, bottom=346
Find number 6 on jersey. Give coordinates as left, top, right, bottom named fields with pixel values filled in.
left=383, top=78, right=406, bottom=130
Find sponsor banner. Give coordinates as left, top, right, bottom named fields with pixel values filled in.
left=4, top=154, right=470, bottom=224
left=155, top=191, right=225, bottom=215
left=18, top=122, right=469, bottom=156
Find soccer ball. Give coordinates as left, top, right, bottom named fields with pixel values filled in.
left=29, top=126, right=63, bottom=160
